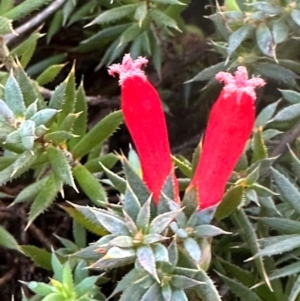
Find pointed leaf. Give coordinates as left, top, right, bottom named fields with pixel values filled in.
left=137, top=245, right=159, bottom=282
left=72, top=163, right=107, bottom=205
left=92, top=208, right=130, bottom=235
left=5, top=72, right=25, bottom=117
left=124, top=184, right=141, bottom=221
left=20, top=245, right=52, bottom=270
left=72, top=110, right=123, bottom=158
left=215, top=185, right=244, bottom=220
left=28, top=174, right=61, bottom=225
left=47, top=146, right=77, bottom=190
left=271, top=167, right=300, bottom=215
left=0, top=225, right=19, bottom=251
left=217, top=272, right=263, bottom=301
left=149, top=210, right=179, bottom=234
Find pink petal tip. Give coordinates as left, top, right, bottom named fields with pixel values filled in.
left=215, top=66, right=265, bottom=100
left=108, top=53, right=148, bottom=85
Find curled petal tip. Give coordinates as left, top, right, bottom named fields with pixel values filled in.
left=215, top=66, right=265, bottom=100
left=108, top=53, right=148, bottom=85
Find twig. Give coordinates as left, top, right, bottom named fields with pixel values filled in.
left=0, top=268, right=16, bottom=286
left=271, top=121, right=300, bottom=157
left=39, top=86, right=120, bottom=108
left=4, top=0, right=66, bottom=47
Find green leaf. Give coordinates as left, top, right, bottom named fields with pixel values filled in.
left=258, top=217, right=300, bottom=235
left=134, top=3, right=147, bottom=26
left=68, top=83, right=88, bottom=148
left=91, top=246, right=135, bottom=269
left=62, top=0, right=77, bottom=26
left=215, top=185, right=244, bottom=220
left=193, top=225, right=230, bottom=237
left=62, top=261, right=74, bottom=290
left=79, top=23, right=131, bottom=51
left=30, top=108, right=58, bottom=126
left=270, top=103, right=300, bottom=125
left=289, top=145, right=300, bottom=181
left=227, top=24, right=253, bottom=60
left=52, top=251, right=63, bottom=281
left=100, top=162, right=127, bottom=193
left=61, top=205, right=107, bottom=236
left=0, top=16, right=15, bottom=35
left=255, top=100, right=280, bottom=127
left=217, top=272, right=263, bottom=301
left=217, top=258, right=255, bottom=287
left=194, top=269, right=222, bottom=301
left=186, top=62, right=227, bottom=83
left=152, top=0, right=185, bottom=4
left=140, top=283, right=161, bottom=301
left=36, top=64, right=66, bottom=86
left=84, top=153, right=118, bottom=174
left=59, top=113, right=78, bottom=132
left=251, top=127, right=268, bottom=163
left=288, top=274, right=300, bottom=301
left=47, top=10, right=63, bottom=44
left=20, top=245, right=52, bottom=270
left=49, top=81, right=66, bottom=110
left=183, top=237, right=201, bottom=264
left=74, top=276, right=99, bottom=298
left=58, top=65, right=76, bottom=124
left=120, top=23, right=144, bottom=46
left=172, top=156, right=192, bottom=178
left=13, top=33, right=42, bottom=68
left=44, top=131, right=74, bottom=145
left=27, top=53, right=67, bottom=77
left=253, top=235, right=300, bottom=258
left=5, top=72, right=25, bottom=117
left=0, top=225, right=19, bottom=251
left=149, top=210, right=179, bottom=234
left=47, top=146, right=77, bottom=191
left=271, top=167, right=300, bottom=215
left=89, top=4, right=140, bottom=25
left=136, top=197, right=151, bottom=230
left=72, top=110, right=123, bottom=158
left=28, top=174, right=61, bottom=226
left=72, top=163, right=107, bottom=205
left=291, top=9, right=300, bottom=26
left=253, top=63, right=300, bottom=84
left=14, top=64, right=42, bottom=106
left=122, top=157, right=150, bottom=205
left=279, top=89, right=300, bottom=104
left=4, top=0, right=52, bottom=20
left=171, top=275, right=201, bottom=290
left=123, top=184, right=141, bottom=221
left=0, top=0, right=14, bottom=14
left=68, top=1, right=98, bottom=26
left=0, top=99, right=15, bottom=124
left=137, top=245, right=159, bottom=282
left=27, top=281, right=55, bottom=296
left=89, top=207, right=129, bottom=235
left=252, top=2, right=282, bottom=14
left=232, top=209, right=271, bottom=290
left=270, top=262, right=300, bottom=280
left=109, top=269, right=137, bottom=298
left=256, top=23, right=274, bottom=57
left=149, top=9, right=180, bottom=30
left=0, top=150, right=37, bottom=185
left=272, top=18, right=289, bottom=44
left=172, top=290, right=188, bottom=301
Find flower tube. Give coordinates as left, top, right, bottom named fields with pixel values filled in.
left=189, top=66, right=265, bottom=210
left=108, top=54, right=179, bottom=204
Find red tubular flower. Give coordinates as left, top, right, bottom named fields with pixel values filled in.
left=189, top=67, right=265, bottom=210
left=108, top=54, right=179, bottom=204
